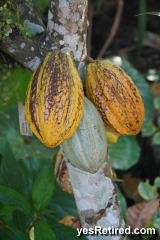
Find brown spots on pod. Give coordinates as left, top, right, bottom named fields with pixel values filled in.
left=25, top=50, right=84, bottom=147
left=85, top=59, right=144, bottom=135
left=54, top=150, right=73, bottom=194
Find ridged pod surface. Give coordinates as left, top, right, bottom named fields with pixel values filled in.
left=25, top=50, right=84, bottom=148
left=54, top=149, right=73, bottom=194
left=85, top=59, right=144, bottom=135
left=61, top=97, right=108, bottom=173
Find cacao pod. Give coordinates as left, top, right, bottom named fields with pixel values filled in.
left=105, top=128, right=119, bottom=145
left=54, top=149, right=73, bottom=194
left=85, top=59, right=144, bottom=135
left=61, top=97, right=108, bottom=173
left=59, top=216, right=81, bottom=229
left=25, top=50, right=84, bottom=148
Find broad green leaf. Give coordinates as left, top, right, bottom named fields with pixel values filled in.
left=0, top=204, right=17, bottom=215
left=141, top=122, right=157, bottom=137
left=0, top=106, right=59, bottom=160
left=109, top=136, right=140, bottom=170
left=154, top=177, right=160, bottom=188
left=0, top=185, right=34, bottom=218
left=144, top=222, right=155, bottom=238
left=108, top=57, right=154, bottom=123
left=35, top=219, right=56, bottom=240
left=0, top=142, right=26, bottom=194
left=12, top=211, right=29, bottom=232
left=24, top=156, right=53, bottom=182
left=9, top=227, right=30, bottom=240
left=152, top=132, right=160, bottom=145
left=117, top=188, right=127, bottom=223
left=152, top=218, right=160, bottom=230
left=50, top=222, right=88, bottom=240
left=32, top=164, right=55, bottom=212
left=0, top=228, right=11, bottom=240
left=0, top=68, right=31, bottom=112
left=137, top=0, right=146, bottom=53
left=138, top=181, right=158, bottom=200
left=40, top=182, right=77, bottom=222
left=41, top=209, right=55, bottom=215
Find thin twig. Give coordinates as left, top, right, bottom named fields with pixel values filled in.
left=0, top=221, right=10, bottom=232
left=87, top=0, right=95, bottom=56
left=96, top=0, right=124, bottom=59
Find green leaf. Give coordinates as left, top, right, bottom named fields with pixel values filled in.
left=138, top=181, right=158, bottom=200
left=35, top=219, right=56, bottom=240
left=0, top=185, right=34, bottom=218
left=41, top=209, right=55, bottom=215
left=9, top=227, right=30, bottom=240
left=0, top=204, right=17, bottom=215
left=32, top=164, right=55, bottom=212
left=43, top=182, right=78, bottom=222
left=0, top=228, right=11, bottom=240
left=117, top=188, right=127, bottom=223
left=141, top=122, right=157, bottom=137
left=136, top=12, right=160, bottom=16
left=152, top=218, right=160, bottom=230
left=137, top=0, right=147, bottom=53
left=50, top=222, right=88, bottom=240
left=152, top=132, right=160, bottom=145
left=154, top=177, right=160, bottom=188
left=108, top=57, right=154, bottom=123
left=32, top=0, right=49, bottom=13
left=0, top=106, right=59, bottom=160
left=0, top=68, right=31, bottom=112
left=0, top=142, right=26, bottom=194
left=109, top=136, right=140, bottom=170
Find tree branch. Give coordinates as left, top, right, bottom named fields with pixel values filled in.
left=47, top=0, right=88, bottom=67
left=0, top=29, right=55, bottom=71
left=0, top=0, right=55, bottom=71
left=12, top=0, right=46, bottom=32
left=96, top=0, right=123, bottom=59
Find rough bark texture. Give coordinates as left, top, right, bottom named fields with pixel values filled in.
left=63, top=151, right=125, bottom=240
left=0, top=0, right=125, bottom=238
left=47, top=0, right=88, bottom=68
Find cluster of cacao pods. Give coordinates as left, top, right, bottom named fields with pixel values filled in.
left=25, top=49, right=144, bottom=175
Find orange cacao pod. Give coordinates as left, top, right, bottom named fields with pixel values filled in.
left=54, top=149, right=73, bottom=194
left=85, top=59, right=144, bottom=135
left=25, top=50, right=84, bottom=147
left=59, top=216, right=81, bottom=229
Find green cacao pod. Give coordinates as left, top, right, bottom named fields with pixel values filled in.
left=85, top=59, right=144, bottom=136
left=61, top=97, right=108, bottom=173
left=25, top=50, right=84, bottom=148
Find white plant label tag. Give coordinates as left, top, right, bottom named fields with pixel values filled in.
left=18, top=101, right=33, bottom=136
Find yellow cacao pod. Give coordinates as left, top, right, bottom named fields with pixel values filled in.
left=85, top=59, right=144, bottom=135
left=105, top=128, right=119, bottom=145
left=25, top=50, right=84, bottom=148
left=54, top=149, right=73, bottom=194
left=59, top=216, right=81, bottom=229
